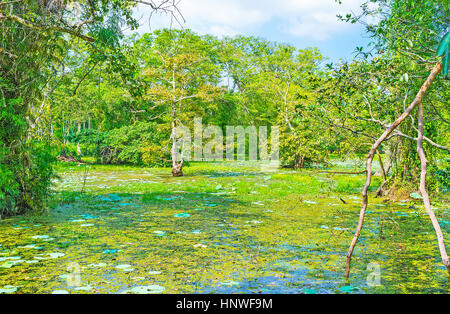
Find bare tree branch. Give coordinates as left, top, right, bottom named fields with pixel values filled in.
left=345, top=61, right=443, bottom=278
left=0, top=12, right=96, bottom=42
left=417, top=101, right=450, bottom=274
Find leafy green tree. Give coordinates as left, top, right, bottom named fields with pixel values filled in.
left=136, top=29, right=223, bottom=176
left=326, top=0, right=450, bottom=195
left=259, top=46, right=326, bottom=168
left=333, top=0, right=450, bottom=277
left=0, top=0, right=178, bottom=215
left=219, top=36, right=328, bottom=167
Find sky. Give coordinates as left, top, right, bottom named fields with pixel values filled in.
left=130, top=0, right=373, bottom=63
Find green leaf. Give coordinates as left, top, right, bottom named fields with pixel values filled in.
left=52, top=290, right=69, bottom=294
left=340, top=285, right=357, bottom=293
left=0, top=286, right=18, bottom=294
left=436, top=31, right=450, bottom=77
left=410, top=192, right=423, bottom=200
left=403, top=73, right=409, bottom=82
left=122, top=285, right=166, bottom=294
left=443, top=52, right=449, bottom=79
left=436, top=31, right=450, bottom=57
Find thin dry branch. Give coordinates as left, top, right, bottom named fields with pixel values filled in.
left=417, top=102, right=450, bottom=274
left=0, top=12, right=96, bottom=42
left=390, top=130, right=450, bottom=152
left=72, top=61, right=99, bottom=96
left=344, top=61, right=443, bottom=278
left=30, top=73, right=66, bottom=129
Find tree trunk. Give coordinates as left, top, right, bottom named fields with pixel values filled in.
left=77, top=122, right=82, bottom=156
left=344, top=61, right=443, bottom=278
left=293, top=156, right=305, bottom=169
left=170, top=65, right=183, bottom=177
left=417, top=102, right=450, bottom=274
left=375, top=149, right=389, bottom=196
left=171, top=120, right=184, bottom=177
left=171, top=130, right=184, bottom=177
left=374, top=148, right=391, bottom=178
left=172, top=162, right=183, bottom=177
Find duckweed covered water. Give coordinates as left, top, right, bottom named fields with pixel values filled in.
left=0, top=162, right=449, bottom=294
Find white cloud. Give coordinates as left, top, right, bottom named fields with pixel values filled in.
left=133, top=0, right=365, bottom=40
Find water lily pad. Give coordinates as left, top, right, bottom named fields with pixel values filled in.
left=340, top=285, right=357, bottom=293
left=18, top=244, right=42, bottom=250
left=87, top=263, right=107, bottom=268
left=0, top=285, right=18, bottom=293
left=81, top=214, right=98, bottom=219
left=302, top=288, right=317, bottom=294
left=246, top=220, right=263, bottom=224
left=74, top=285, right=93, bottom=291
left=34, top=252, right=65, bottom=260
left=0, top=260, right=25, bottom=268
left=174, top=213, right=190, bottom=218
left=153, top=231, right=166, bottom=237
left=103, top=249, right=120, bottom=254
left=116, top=264, right=134, bottom=272
left=0, top=256, right=22, bottom=262
left=148, top=271, right=162, bottom=275
left=221, top=280, right=240, bottom=286
left=32, top=235, right=50, bottom=240
left=25, top=260, right=40, bottom=264
left=122, top=285, right=165, bottom=294
left=52, top=290, right=69, bottom=294
left=31, top=235, right=54, bottom=241
left=108, top=194, right=122, bottom=201
left=410, top=192, right=423, bottom=200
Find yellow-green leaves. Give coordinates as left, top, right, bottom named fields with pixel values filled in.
left=436, top=31, right=450, bottom=77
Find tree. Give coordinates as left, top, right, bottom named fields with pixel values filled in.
left=333, top=0, right=450, bottom=277
left=260, top=46, right=326, bottom=168
left=218, top=36, right=328, bottom=167
left=136, top=29, right=222, bottom=176
left=0, top=0, right=179, bottom=215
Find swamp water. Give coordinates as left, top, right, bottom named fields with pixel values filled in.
left=0, top=162, right=449, bottom=294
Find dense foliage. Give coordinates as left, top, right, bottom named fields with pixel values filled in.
left=1, top=0, right=449, bottom=215
left=323, top=0, right=450, bottom=196
left=98, top=121, right=170, bottom=166
left=0, top=99, right=54, bottom=217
